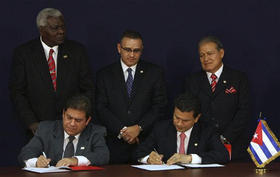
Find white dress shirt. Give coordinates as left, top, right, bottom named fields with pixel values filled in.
left=206, top=64, right=224, bottom=85
left=40, top=36, right=58, bottom=75
left=117, top=59, right=138, bottom=138
left=120, top=59, right=137, bottom=81
left=140, top=127, right=201, bottom=164
left=25, top=131, right=90, bottom=167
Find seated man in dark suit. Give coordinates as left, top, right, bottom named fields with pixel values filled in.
left=18, top=95, right=109, bottom=167
left=136, top=93, right=229, bottom=165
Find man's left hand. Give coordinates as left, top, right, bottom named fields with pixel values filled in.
left=56, top=157, right=78, bottom=167
left=166, top=153, right=192, bottom=165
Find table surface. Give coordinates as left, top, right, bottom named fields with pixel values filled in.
left=0, top=163, right=279, bottom=177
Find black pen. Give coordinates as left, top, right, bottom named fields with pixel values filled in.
left=153, top=148, right=159, bottom=153
left=153, top=148, right=165, bottom=164
left=42, top=152, right=50, bottom=167
left=174, top=163, right=188, bottom=169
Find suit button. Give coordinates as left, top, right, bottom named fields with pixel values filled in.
left=127, top=110, right=131, bottom=114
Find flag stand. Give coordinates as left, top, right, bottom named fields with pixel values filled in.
left=255, top=113, right=266, bottom=174
left=255, top=168, right=266, bottom=175
left=247, top=112, right=280, bottom=170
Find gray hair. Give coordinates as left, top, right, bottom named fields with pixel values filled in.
left=36, top=8, right=63, bottom=28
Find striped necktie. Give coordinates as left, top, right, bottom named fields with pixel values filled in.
left=47, top=49, right=56, bottom=91
left=210, top=74, right=217, bottom=92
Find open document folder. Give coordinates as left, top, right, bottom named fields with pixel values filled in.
left=131, top=164, right=224, bottom=171
left=23, top=166, right=104, bottom=173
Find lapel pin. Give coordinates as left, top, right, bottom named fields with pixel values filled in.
left=223, top=80, right=227, bottom=84
left=63, top=54, right=68, bottom=59
left=80, top=147, right=85, bottom=150
left=194, top=143, right=198, bottom=147
left=140, top=70, right=144, bottom=73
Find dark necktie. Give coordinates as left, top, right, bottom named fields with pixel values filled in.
left=126, top=68, right=133, bottom=97
left=210, top=74, right=217, bottom=92
left=64, top=136, right=75, bottom=158
left=47, top=49, right=56, bottom=91
left=179, top=133, right=186, bottom=154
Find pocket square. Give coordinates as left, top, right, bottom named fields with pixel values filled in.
left=225, top=86, right=237, bottom=94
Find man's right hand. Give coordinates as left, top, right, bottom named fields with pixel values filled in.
left=29, top=122, right=39, bottom=135
left=36, top=155, right=51, bottom=168
left=147, top=151, right=164, bottom=164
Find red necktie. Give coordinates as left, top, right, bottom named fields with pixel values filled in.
left=179, top=133, right=186, bottom=154
left=47, top=49, right=56, bottom=91
left=210, top=74, right=217, bottom=92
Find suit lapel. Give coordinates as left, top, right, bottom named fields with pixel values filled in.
left=200, top=71, right=212, bottom=97
left=113, top=62, right=130, bottom=104
left=213, top=67, right=228, bottom=98
left=52, top=121, right=64, bottom=162
left=187, top=123, right=200, bottom=154
left=75, top=126, right=90, bottom=156
left=129, top=61, right=145, bottom=104
left=56, top=43, right=70, bottom=94
left=165, top=123, right=177, bottom=158
left=32, top=39, right=55, bottom=92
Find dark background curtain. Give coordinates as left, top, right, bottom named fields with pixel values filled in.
left=1, top=0, right=280, bottom=166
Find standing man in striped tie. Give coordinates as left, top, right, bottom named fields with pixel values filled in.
left=95, top=30, right=167, bottom=164
left=184, top=36, right=250, bottom=161
left=9, top=8, right=94, bottom=140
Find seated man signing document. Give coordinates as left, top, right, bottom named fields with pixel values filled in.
left=18, top=95, right=109, bottom=167
left=135, top=93, right=229, bottom=165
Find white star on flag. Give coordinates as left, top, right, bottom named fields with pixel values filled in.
left=253, top=133, right=258, bottom=139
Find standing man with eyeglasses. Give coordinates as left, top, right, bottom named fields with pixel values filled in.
left=9, top=8, right=94, bottom=140
left=95, top=30, right=167, bottom=164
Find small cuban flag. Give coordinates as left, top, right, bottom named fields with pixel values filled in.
left=247, top=119, right=280, bottom=168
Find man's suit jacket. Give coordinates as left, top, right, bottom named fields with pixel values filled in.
left=9, top=38, right=94, bottom=129
left=135, top=119, right=229, bottom=164
left=185, top=66, right=249, bottom=160
left=18, top=120, right=109, bottom=167
left=95, top=60, right=167, bottom=163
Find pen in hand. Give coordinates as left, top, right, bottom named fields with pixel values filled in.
left=42, top=152, right=50, bottom=167
left=153, top=148, right=165, bottom=164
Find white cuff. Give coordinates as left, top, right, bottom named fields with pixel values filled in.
left=139, top=155, right=149, bottom=164
left=74, top=156, right=90, bottom=166
left=117, top=126, right=127, bottom=139
left=25, top=158, right=38, bottom=167
left=190, top=154, right=201, bottom=164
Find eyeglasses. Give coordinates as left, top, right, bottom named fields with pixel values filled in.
left=120, top=46, right=142, bottom=54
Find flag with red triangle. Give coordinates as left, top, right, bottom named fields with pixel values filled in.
left=247, top=119, right=280, bottom=168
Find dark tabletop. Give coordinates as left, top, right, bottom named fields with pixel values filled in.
left=0, top=163, right=279, bottom=177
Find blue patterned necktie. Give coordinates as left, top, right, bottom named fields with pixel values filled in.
left=126, top=68, right=133, bottom=97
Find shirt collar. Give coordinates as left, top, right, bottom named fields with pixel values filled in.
left=177, top=127, right=193, bottom=138
left=120, top=59, right=137, bottom=73
left=64, top=131, right=80, bottom=141
left=40, top=36, right=58, bottom=56
left=206, top=64, right=224, bottom=80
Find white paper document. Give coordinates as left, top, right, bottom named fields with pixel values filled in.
left=131, top=164, right=184, bottom=171
left=181, top=163, right=224, bottom=168
left=23, top=166, right=71, bottom=173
